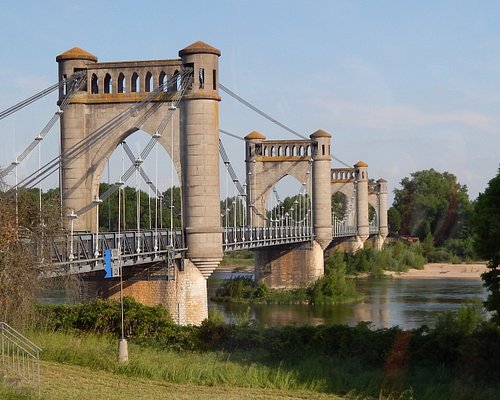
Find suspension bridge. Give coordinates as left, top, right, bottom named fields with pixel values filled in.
left=0, top=41, right=388, bottom=324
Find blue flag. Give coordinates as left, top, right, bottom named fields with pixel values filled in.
left=104, top=249, right=113, bottom=278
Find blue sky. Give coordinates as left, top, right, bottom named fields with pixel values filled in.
left=1, top=0, right=499, bottom=204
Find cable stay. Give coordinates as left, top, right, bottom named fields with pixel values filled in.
left=219, top=83, right=307, bottom=140
left=74, top=72, right=192, bottom=216
left=0, top=72, right=88, bottom=179
left=218, top=139, right=245, bottom=196
left=219, top=84, right=355, bottom=168
left=0, top=71, right=85, bottom=121
left=10, top=68, right=192, bottom=193
left=219, top=129, right=245, bottom=141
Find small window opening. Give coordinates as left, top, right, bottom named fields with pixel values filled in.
left=104, top=73, right=112, bottom=94
left=91, top=74, right=98, bottom=94
left=145, top=72, right=153, bottom=92
left=63, top=74, right=67, bottom=95
left=159, top=71, right=168, bottom=92
left=118, top=73, right=126, bottom=93
left=212, top=69, right=217, bottom=90
left=131, top=72, right=139, bottom=92
left=199, top=68, right=204, bottom=89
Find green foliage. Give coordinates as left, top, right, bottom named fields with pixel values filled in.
left=37, top=297, right=175, bottom=338
left=472, top=167, right=500, bottom=324
left=345, top=243, right=425, bottom=276
left=472, top=167, right=500, bottom=261
left=391, top=169, right=472, bottom=245
left=215, top=254, right=361, bottom=305
left=33, top=303, right=500, bottom=399
left=309, top=253, right=361, bottom=304
left=98, top=183, right=182, bottom=231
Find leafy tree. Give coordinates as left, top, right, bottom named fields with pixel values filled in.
left=390, top=169, right=472, bottom=245
left=471, top=167, right=500, bottom=324
left=0, top=187, right=62, bottom=326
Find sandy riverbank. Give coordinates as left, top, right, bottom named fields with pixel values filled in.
left=217, top=263, right=489, bottom=279
left=385, top=263, right=488, bottom=279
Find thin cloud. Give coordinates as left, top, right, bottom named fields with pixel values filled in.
left=316, top=99, right=496, bottom=133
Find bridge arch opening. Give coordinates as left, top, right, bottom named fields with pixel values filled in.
left=332, top=191, right=348, bottom=220
left=97, top=129, right=181, bottom=232
left=265, top=175, right=310, bottom=228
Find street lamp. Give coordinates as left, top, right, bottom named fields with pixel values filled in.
left=93, top=196, right=103, bottom=258
left=67, top=210, right=77, bottom=261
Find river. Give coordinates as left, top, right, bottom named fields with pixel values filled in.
left=208, top=272, right=487, bottom=329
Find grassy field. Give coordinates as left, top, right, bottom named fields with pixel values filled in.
left=3, top=361, right=341, bottom=400
left=1, top=331, right=344, bottom=400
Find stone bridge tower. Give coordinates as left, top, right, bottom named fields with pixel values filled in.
left=245, top=129, right=333, bottom=288
left=56, top=41, right=223, bottom=324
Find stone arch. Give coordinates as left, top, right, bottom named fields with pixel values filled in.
left=331, top=183, right=355, bottom=201
left=247, top=156, right=311, bottom=222
left=263, top=175, right=309, bottom=227
left=76, top=105, right=181, bottom=227
left=95, top=128, right=181, bottom=231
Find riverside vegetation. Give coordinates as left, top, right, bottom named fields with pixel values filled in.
left=2, top=297, right=499, bottom=400
left=213, top=242, right=425, bottom=305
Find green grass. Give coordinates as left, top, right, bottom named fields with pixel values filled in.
left=5, top=328, right=500, bottom=400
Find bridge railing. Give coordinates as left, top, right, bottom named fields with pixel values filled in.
left=223, top=225, right=313, bottom=251
left=369, top=218, right=379, bottom=235
left=0, top=322, right=41, bottom=394
left=332, top=215, right=357, bottom=238
left=49, top=229, right=185, bottom=274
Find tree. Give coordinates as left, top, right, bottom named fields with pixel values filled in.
left=0, top=188, right=61, bottom=326
left=390, top=169, right=472, bottom=245
left=471, top=167, right=500, bottom=324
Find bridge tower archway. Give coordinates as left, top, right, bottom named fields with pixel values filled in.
left=245, top=129, right=332, bottom=249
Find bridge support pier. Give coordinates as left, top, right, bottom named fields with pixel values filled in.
left=254, top=241, right=324, bottom=289
left=81, top=260, right=208, bottom=325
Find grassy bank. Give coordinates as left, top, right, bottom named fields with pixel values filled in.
left=10, top=299, right=495, bottom=400
left=2, top=359, right=342, bottom=400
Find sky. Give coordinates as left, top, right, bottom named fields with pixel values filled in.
left=1, top=0, right=499, bottom=205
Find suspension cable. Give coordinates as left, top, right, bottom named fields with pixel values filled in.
left=0, top=72, right=87, bottom=179
left=219, top=83, right=307, bottom=140
left=0, top=71, right=84, bottom=121
left=74, top=71, right=192, bottom=216
left=12, top=68, right=191, bottom=194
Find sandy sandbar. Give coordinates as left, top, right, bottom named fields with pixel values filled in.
left=385, top=263, right=488, bottom=279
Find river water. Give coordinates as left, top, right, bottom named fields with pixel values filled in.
left=208, top=272, right=487, bottom=329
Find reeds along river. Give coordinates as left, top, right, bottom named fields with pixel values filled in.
left=208, top=272, right=487, bottom=329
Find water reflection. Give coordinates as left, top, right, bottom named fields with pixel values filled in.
left=208, top=273, right=487, bottom=329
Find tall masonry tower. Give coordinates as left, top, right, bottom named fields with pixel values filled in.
left=56, top=47, right=98, bottom=231
left=179, top=42, right=223, bottom=278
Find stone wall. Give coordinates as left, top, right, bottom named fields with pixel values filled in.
left=81, top=259, right=208, bottom=325
left=254, top=241, right=324, bottom=289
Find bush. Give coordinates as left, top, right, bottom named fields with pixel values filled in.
left=426, top=249, right=451, bottom=263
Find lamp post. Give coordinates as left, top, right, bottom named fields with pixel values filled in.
left=93, top=196, right=103, bottom=258
left=67, top=210, right=77, bottom=261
